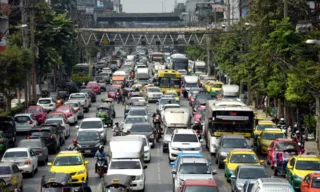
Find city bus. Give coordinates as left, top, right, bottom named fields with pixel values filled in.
left=72, top=63, right=94, bottom=85
left=204, top=99, right=254, bottom=154
left=151, top=52, right=165, bottom=65
left=157, top=70, right=182, bottom=94
left=169, top=54, right=189, bottom=73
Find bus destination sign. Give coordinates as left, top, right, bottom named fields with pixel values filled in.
left=164, top=74, right=176, bottom=78
left=216, top=115, right=249, bottom=121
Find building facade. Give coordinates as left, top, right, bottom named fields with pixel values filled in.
left=0, top=0, right=9, bottom=52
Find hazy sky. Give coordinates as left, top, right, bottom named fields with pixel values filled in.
left=121, top=0, right=185, bottom=13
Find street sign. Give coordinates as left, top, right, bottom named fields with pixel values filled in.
left=211, top=4, right=226, bottom=12
left=102, top=39, right=109, bottom=45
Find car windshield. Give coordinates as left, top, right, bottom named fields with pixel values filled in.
left=238, top=167, right=268, bottom=179
left=257, top=124, right=275, bottom=130
left=56, top=109, right=71, bottom=113
left=125, top=117, right=146, bottom=124
left=38, top=99, right=51, bottom=104
left=53, top=156, right=83, bottom=166
left=77, top=132, right=100, bottom=141
left=18, top=140, right=40, bottom=148
left=131, top=124, right=152, bottom=132
left=164, top=105, right=180, bottom=110
left=160, top=99, right=178, bottom=105
left=129, top=109, right=147, bottom=116
left=179, top=163, right=210, bottom=174
left=26, top=108, right=41, bottom=113
left=222, top=139, right=248, bottom=148
left=0, top=166, right=11, bottom=174
left=64, top=103, right=79, bottom=108
left=70, top=95, right=85, bottom=99
left=166, top=92, right=177, bottom=96
left=312, top=177, right=320, bottom=188
left=80, top=121, right=102, bottom=129
left=212, top=84, right=222, bottom=88
left=173, top=134, right=198, bottom=142
left=4, top=151, right=28, bottom=158
left=230, top=154, right=259, bottom=163
left=295, top=161, right=320, bottom=170
left=184, top=186, right=218, bottom=192
left=185, top=83, right=198, bottom=88
left=110, top=161, right=141, bottom=169
left=46, top=120, right=63, bottom=124
left=31, top=130, right=51, bottom=137
left=278, top=142, right=299, bottom=151
left=196, top=94, right=211, bottom=100
left=262, top=185, right=292, bottom=191
left=148, top=88, right=161, bottom=92
left=15, top=116, right=30, bottom=123
left=263, top=133, right=284, bottom=140
left=48, top=114, right=64, bottom=119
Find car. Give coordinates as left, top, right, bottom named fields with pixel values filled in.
left=257, top=128, right=284, bottom=154
left=17, top=138, right=49, bottom=165
left=230, top=165, right=268, bottom=192
left=80, top=88, right=96, bottom=102
left=267, top=138, right=300, bottom=168
left=145, top=86, right=163, bottom=102
left=48, top=151, right=89, bottom=184
left=224, top=149, right=264, bottom=181
left=215, top=135, right=250, bottom=168
left=160, top=104, right=181, bottom=121
left=192, top=105, right=206, bottom=123
left=126, top=107, right=149, bottom=120
left=188, top=88, right=202, bottom=105
left=122, top=116, right=148, bottom=133
left=129, top=123, right=154, bottom=148
left=179, top=180, right=219, bottom=192
left=77, top=130, right=103, bottom=156
left=28, top=126, right=61, bottom=154
left=170, top=152, right=204, bottom=169
left=127, top=97, right=147, bottom=105
left=157, top=98, right=179, bottom=113
left=1, top=147, right=38, bottom=176
left=0, top=118, right=16, bottom=148
left=36, top=97, right=56, bottom=112
left=55, top=106, right=78, bottom=125
left=25, top=106, right=47, bottom=124
left=45, top=118, right=70, bottom=139
left=14, top=113, right=38, bottom=132
left=68, top=93, right=91, bottom=112
left=286, top=154, right=320, bottom=190
left=193, top=92, right=212, bottom=108
left=47, top=112, right=69, bottom=123
left=253, top=120, right=276, bottom=138
left=172, top=158, right=216, bottom=192
left=127, top=135, right=152, bottom=163
left=40, top=123, right=65, bottom=145
left=0, top=162, right=23, bottom=191
left=106, top=87, right=117, bottom=99
left=301, top=172, right=320, bottom=191
left=251, top=178, right=292, bottom=191
left=86, top=81, right=101, bottom=94
left=64, top=101, right=84, bottom=119
left=169, top=129, right=203, bottom=162
left=76, top=118, right=107, bottom=144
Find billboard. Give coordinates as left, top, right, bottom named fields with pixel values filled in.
left=97, top=0, right=104, bottom=8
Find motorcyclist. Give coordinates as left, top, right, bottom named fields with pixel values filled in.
left=76, top=180, right=92, bottom=192
left=80, top=82, right=86, bottom=89
left=113, top=122, right=121, bottom=131
left=94, top=145, right=108, bottom=173
left=192, top=120, right=202, bottom=139
left=278, top=117, right=286, bottom=127
left=116, top=89, right=122, bottom=103
left=67, top=139, right=81, bottom=151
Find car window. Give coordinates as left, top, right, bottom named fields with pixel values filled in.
left=45, top=119, right=63, bottom=125
left=110, top=161, right=141, bottom=169
left=14, top=116, right=31, bottom=123
left=70, top=94, right=85, bottom=99
left=229, top=154, right=259, bottom=163
left=4, top=151, right=28, bottom=158
left=257, top=124, right=275, bottom=130
left=148, top=88, right=161, bottom=92
left=129, top=109, right=147, bottom=116
left=238, top=168, right=268, bottom=179
left=18, top=140, right=40, bottom=148
left=184, top=186, right=218, bottom=192
left=173, top=134, right=198, bottom=142
left=131, top=124, right=152, bottom=132
left=124, top=117, right=146, bottom=124
left=53, top=156, right=83, bottom=166
left=56, top=108, right=71, bottom=113
left=77, top=132, right=100, bottom=141
left=312, top=177, right=320, bottom=188
left=80, top=121, right=102, bottom=129
left=25, top=108, right=42, bottom=113
left=262, top=133, right=284, bottom=140
left=222, top=139, right=248, bottom=148
left=30, top=130, right=51, bottom=137
left=38, top=99, right=51, bottom=104
left=295, top=161, right=320, bottom=171
left=0, top=166, right=11, bottom=174
left=178, top=163, right=210, bottom=174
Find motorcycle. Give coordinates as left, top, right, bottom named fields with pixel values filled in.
left=116, top=93, right=121, bottom=104
left=153, top=128, right=162, bottom=143
left=113, top=129, right=123, bottom=136
left=96, top=157, right=108, bottom=178
left=292, top=130, right=306, bottom=153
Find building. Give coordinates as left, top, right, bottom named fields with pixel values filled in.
left=174, top=3, right=186, bottom=14
left=0, top=0, right=9, bottom=52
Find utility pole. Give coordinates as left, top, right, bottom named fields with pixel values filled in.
left=284, top=0, right=288, bottom=18
left=30, top=7, right=37, bottom=101
left=239, top=0, right=243, bottom=95
left=226, top=0, right=231, bottom=31
left=21, top=0, right=29, bottom=106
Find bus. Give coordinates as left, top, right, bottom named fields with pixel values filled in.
left=169, top=54, right=189, bottom=73
left=151, top=52, right=165, bottom=65
left=72, top=63, right=94, bottom=85
left=157, top=70, right=182, bottom=94
left=204, top=99, right=254, bottom=154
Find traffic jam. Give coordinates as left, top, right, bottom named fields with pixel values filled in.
left=0, top=46, right=318, bottom=192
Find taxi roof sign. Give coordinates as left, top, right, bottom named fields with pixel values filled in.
left=111, top=179, right=120, bottom=184
left=59, top=151, right=79, bottom=154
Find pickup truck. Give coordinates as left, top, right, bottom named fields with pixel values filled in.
left=68, top=93, right=91, bottom=112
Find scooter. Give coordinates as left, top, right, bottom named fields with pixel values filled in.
left=115, top=93, right=121, bottom=104
left=154, top=128, right=162, bottom=143
left=113, top=129, right=123, bottom=136
left=96, top=157, right=107, bottom=178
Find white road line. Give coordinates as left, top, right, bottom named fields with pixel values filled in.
left=157, top=146, right=161, bottom=185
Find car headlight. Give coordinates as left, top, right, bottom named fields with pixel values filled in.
left=149, top=134, right=154, bottom=139
left=236, top=183, right=244, bottom=190
left=77, top=170, right=85, bottom=174
left=171, top=147, right=179, bottom=151
left=220, top=152, right=228, bottom=157
left=136, top=174, right=144, bottom=180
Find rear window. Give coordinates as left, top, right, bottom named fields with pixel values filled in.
left=14, top=116, right=31, bottom=123
left=0, top=123, right=12, bottom=132
left=56, top=108, right=71, bottom=113
left=30, top=130, right=51, bottom=137
left=25, top=108, right=41, bottom=113
left=70, top=95, right=85, bottom=99
left=38, top=99, right=51, bottom=104
left=48, top=114, right=64, bottom=119
left=0, top=166, right=11, bottom=175
left=45, top=120, right=63, bottom=124
left=80, top=121, right=102, bottom=129
left=4, top=151, right=28, bottom=158
left=64, top=103, right=79, bottom=108
left=18, top=140, right=41, bottom=148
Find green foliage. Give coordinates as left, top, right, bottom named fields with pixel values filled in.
left=0, top=104, right=25, bottom=117
left=185, top=45, right=205, bottom=60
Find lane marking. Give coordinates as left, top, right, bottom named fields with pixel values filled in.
left=157, top=146, right=161, bottom=186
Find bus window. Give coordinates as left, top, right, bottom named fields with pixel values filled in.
left=160, top=78, right=170, bottom=87
left=170, top=78, right=181, bottom=88
left=73, top=68, right=89, bottom=75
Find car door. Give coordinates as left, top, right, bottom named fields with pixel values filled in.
left=29, top=149, right=38, bottom=169
left=12, top=164, right=22, bottom=187
left=174, top=162, right=182, bottom=188
left=41, top=140, right=48, bottom=157
left=287, top=158, right=296, bottom=182
left=301, top=174, right=310, bottom=192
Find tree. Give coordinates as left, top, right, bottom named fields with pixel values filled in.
left=185, top=45, right=205, bottom=61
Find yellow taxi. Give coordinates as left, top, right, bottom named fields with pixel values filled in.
left=224, top=149, right=264, bottom=181
left=132, top=84, right=142, bottom=92
left=257, top=128, right=284, bottom=154
left=164, top=90, right=180, bottom=102
left=253, top=120, right=276, bottom=144
left=48, top=151, right=89, bottom=184
left=204, top=80, right=216, bottom=92
left=210, top=81, right=224, bottom=92
left=286, top=155, right=320, bottom=190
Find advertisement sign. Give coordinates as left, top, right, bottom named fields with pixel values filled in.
left=211, top=4, right=226, bottom=12
left=97, top=0, right=104, bottom=8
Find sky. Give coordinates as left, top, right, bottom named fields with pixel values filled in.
left=121, top=0, right=186, bottom=13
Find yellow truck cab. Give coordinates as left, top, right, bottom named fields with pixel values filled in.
left=257, top=128, right=284, bottom=154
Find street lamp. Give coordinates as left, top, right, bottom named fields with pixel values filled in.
left=15, top=24, right=28, bottom=29
left=306, top=39, right=320, bottom=45
left=244, top=22, right=256, bottom=27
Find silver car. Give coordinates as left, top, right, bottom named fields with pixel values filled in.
left=122, top=116, right=148, bottom=133
left=64, top=101, right=84, bottom=119
left=231, top=165, right=268, bottom=192
left=172, top=158, right=216, bottom=192
left=14, top=114, right=38, bottom=132
left=17, top=139, right=48, bottom=165
left=156, top=98, right=179, bottom=113
left=0, top=162, right=23, bottom=191
left=250, top=178, right=292, bottom=192
left=126, top=107, right=150, bottom=120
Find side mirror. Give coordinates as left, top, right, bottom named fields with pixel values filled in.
left=75, top=126, right=79, bottom=129
left=212, top=170, right=217, bottom=175
left=171, top=170, right=176, bottom=174
left=230, top=175, right=236, bottom=179
left=156, top=102, right=159, bottom=105
left=143, top=165, right=148, bottom=169
left=47, top=162, right=52, bottom=166
left=259, top=160, right=264, bottom=164
left=104, top=125, right=107, bottom=128
left=199, top=139, right=204, bottom=143
left=85, top=161, right=89, bottom=165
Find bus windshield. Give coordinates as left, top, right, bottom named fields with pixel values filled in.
left=73, top=67, right=89, bottom=75
left=210, top=122, right=253, bottom=132
left=159, top=78, right=181, bottom=88
left=152, top=57, right=164, bottom=62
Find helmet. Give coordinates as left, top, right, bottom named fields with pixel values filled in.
left=72, top=139, right=77, bottom=145
left=98, top=145, right=104, bottom=152
left=115, top=122, right=119, bottom=126
left=280, top=118, right=285, bottom=121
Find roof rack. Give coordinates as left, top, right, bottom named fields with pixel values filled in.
left=59, top=151, right=79, bottom=154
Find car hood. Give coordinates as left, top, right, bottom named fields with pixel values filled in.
left=130, top=132, right=153, bottom=137
left=227, top=162, right=260, bottom=170
left=107, top=169, right=143, bottom=176
left=50, top=165, right=85, bottom=173
left=171, top=142, right=201, bottom=148
left=77, top=140, right=100, bottom=147
left=180, top=174, right=213, bottom=181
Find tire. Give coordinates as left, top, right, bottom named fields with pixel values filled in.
left=30, top=166, right=35, bottom=177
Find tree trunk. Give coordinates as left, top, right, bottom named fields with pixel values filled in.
left=6, top=98, right=11, bottom=112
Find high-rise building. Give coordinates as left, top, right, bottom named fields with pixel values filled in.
left=0, top=0, right=9, bottom=52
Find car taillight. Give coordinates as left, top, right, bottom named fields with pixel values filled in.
left=25, top=160, right=31, bottom=165
left=6, top=177, right=12, bottom=181
left=49, top=135, right=54, bottom=139
left=29, top=120, right=33, bottom=124
left=37, top=149, right=43, bottom=153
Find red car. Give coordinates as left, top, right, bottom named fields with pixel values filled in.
left=86, top=81, right=101, bottom=94
left=267, top=138, right=301, bottom=168
left=25, top=106, right=47, bottom=124
left=55, top=106, right=78, bottom=125
left=301, top=172, right=320, bottom=192
left=179, top=180, right=219, bottom=192
left=193, top=105, right=206, bottom=122
left=107, top=88, right=118, bottom=99
left=47, top=112, right=69, bottom=123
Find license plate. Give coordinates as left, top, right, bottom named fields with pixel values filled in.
left=85, top=150, right=91, bottom=153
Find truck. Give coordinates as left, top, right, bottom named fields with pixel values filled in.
left=193, top=61, right=206, bottom=74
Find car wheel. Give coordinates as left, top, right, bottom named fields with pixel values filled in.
left=30, top=166, right=35, bottom=177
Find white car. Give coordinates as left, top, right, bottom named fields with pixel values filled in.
left=145, top=87, right=163, bottom=102
left=126, top=107, right=150, bottom=120
left=1, top=148, right=38, bottom=176
left=160, top=104, right=181, bottom=121
left=107, top=159, right=147, bottom=191
left=169, top=129, right=203, bottom=161
left=14, top=113, right=38, bottom=132
left=64, top=101, right=84, bottom=119
left=127, top=135, right=151, bottom=162
left=76, top=118, right=107, bottom=144
left=37, top=97, right=56, bottom=112
left=122, top=116, right=148, bottom=133
left=68, top=93, right=91, bottom=112
left=45, top=118, right=70, bottom=139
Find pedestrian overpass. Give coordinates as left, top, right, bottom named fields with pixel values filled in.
left=78, top=27, right=224, bottom=47
left=95, top=13, right=181, bottom=23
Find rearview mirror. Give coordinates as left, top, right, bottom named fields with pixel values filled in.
left=143, top=165, right=148, bottom=169
left=47, top=162, right=52, bottom=166
left=75, top=126, right=79, bottom=129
